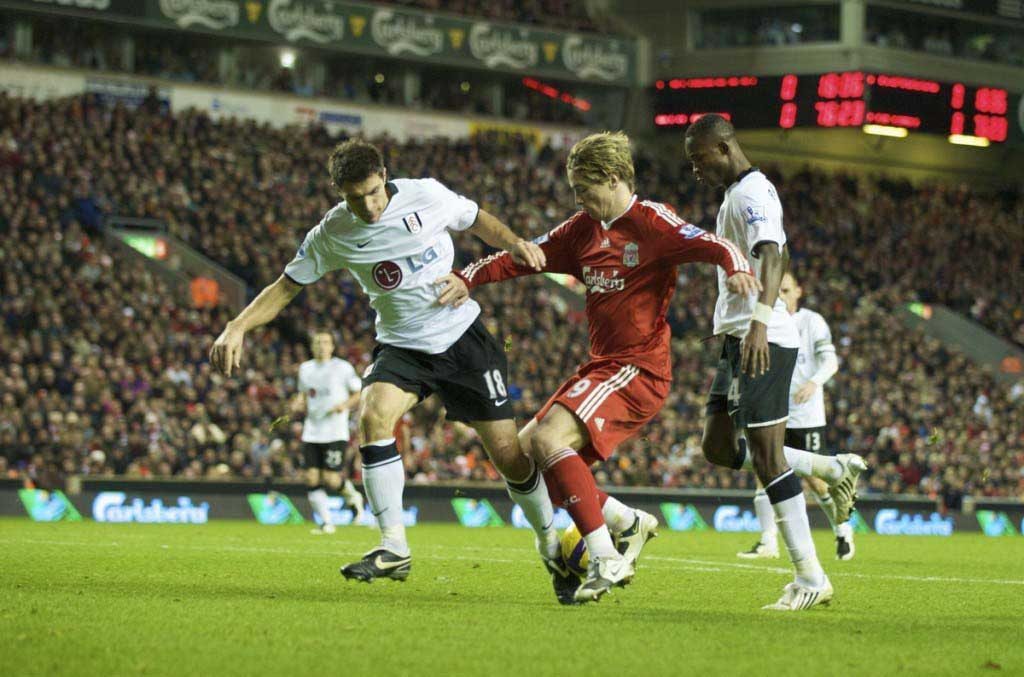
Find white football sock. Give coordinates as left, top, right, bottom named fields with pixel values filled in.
left=783, top=446, right=842, bottom=482
left=504, top=466, right=558, bottom=559
left=307, top=487, right=333, bottom=527
left=753, top=489, right=777, bottom=547
left=602, top=495, right=637, bottom=534
left=361, top=439, right=409, bottom=556
left=815, top=491, right=838, bottom=532
left=582, top=524, right=620, bottom=560
left=774, top=493, right=826, bottom=588
left=767, top=471, right=826, bottom=589
left=836, top=521, right=853, bottom=539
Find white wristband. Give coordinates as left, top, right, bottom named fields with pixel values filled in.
left=752, top=302, right=773, bottom=325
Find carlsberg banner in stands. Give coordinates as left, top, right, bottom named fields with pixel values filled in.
left=0, top=0, right=637, bottom=85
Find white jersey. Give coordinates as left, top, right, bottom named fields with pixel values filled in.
left=298, top=357, right=362, bottom=443
left=787, top=308, right=836, bottom=429
left=712, top=169, right=799, bottom=348
left=284, top=178, right=481, bottom=354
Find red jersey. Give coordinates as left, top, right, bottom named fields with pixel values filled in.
left=459, top=197, right=750, bottom=381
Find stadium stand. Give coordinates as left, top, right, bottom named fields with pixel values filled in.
left=1, top=93, right=1021, bottom=501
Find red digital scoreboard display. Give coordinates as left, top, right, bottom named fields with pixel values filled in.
left=653, top=72, right=1011, bottom=143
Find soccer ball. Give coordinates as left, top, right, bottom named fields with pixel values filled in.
left=560, top=523, right=590, bottom=577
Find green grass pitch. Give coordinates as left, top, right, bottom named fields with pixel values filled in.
left=1, top=518, right=1021, bottom=676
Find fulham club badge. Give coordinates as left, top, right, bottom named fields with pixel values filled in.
left=403, top=212, right=423, bottom=234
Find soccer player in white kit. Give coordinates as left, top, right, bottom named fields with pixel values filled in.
left=293, top=330, right=365, bottom=534
left=739, top=273, right=856, bottom=561
left=685, top=114, right=865, bottom=610
left=211, top=140, right=560, bottom=589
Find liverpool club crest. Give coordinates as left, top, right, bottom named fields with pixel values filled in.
left=623, top=242, right=639, bottom=268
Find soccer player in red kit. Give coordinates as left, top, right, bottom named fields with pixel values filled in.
left=436, top=132, right=760, bottom=603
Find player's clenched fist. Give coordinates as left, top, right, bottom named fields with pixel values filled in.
left=725, top=271, right=762, bottom=296
left=509, top=239, right=546, bottom=271
left=210, top=324, right=245, bottom=376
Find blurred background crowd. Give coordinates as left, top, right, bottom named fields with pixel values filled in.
left=2, top=92, right=1021, bottom=501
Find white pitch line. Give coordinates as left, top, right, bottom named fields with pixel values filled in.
left=3, top=538, right=1023, bottom=587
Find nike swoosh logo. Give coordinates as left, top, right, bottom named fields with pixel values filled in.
left=371, top=508, right=386, bottom=517
left=356, top=241, right=371, bottom=248
left=494, top=399, right=508, bottom=406
left=374, top=555, right=410, bottom=570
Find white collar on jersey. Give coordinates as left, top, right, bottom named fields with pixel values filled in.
left=601, top=194, right=637, bottom=230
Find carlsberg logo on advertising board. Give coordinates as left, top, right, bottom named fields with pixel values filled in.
left=561, top=36, right=629, bottom=82
left=713, top=505, right=761, bottom=532
left=468, top=23, right=538, bottom=70
left=874, top=509, right=954, bottom=536
left=92, top=492, right=210, bottom=524
left=371, top=9, right=444, bottom=57
left=268, top=0, right=345, bottom=43
left=159, top=0, right=239, bottom=30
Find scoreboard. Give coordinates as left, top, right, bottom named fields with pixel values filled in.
left=653, top=72, right=1013, bottom=143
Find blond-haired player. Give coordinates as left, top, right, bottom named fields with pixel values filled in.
left=439, top=131, right=760, bottom=603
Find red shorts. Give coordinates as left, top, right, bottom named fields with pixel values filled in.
left=535, top=360, right=670, bottom=465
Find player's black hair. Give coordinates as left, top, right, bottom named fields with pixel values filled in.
left=684, top=113, right=736, bottom=143
left=328, top=139, right=385, bottom=189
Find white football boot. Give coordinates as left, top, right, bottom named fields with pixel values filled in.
left=574, top=555, right=635, bottom=604
left=762, top=577, right=834, bottom=611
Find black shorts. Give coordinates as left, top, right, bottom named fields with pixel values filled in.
left=302, top=440, right=352, bottom=473
left=705, top=335, right=798, bottom=429
left=361, top=317, right=513, bottom=424
left=785, top=427, right=832, bottom=456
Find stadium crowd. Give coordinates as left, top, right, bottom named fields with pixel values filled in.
left=1, top=93, right=1021, bottom=501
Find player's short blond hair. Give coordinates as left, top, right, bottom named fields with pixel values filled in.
left=566, top=131, right=635, bottom=190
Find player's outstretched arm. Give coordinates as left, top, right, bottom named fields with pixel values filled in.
left=210, top=275, right=302, bottom=376
left=466, top=208, right=545, bottom=271
left=438, top=213, right=581, bottom=306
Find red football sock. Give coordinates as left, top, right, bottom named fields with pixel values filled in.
left=542, top=450, right=605, bottom=536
